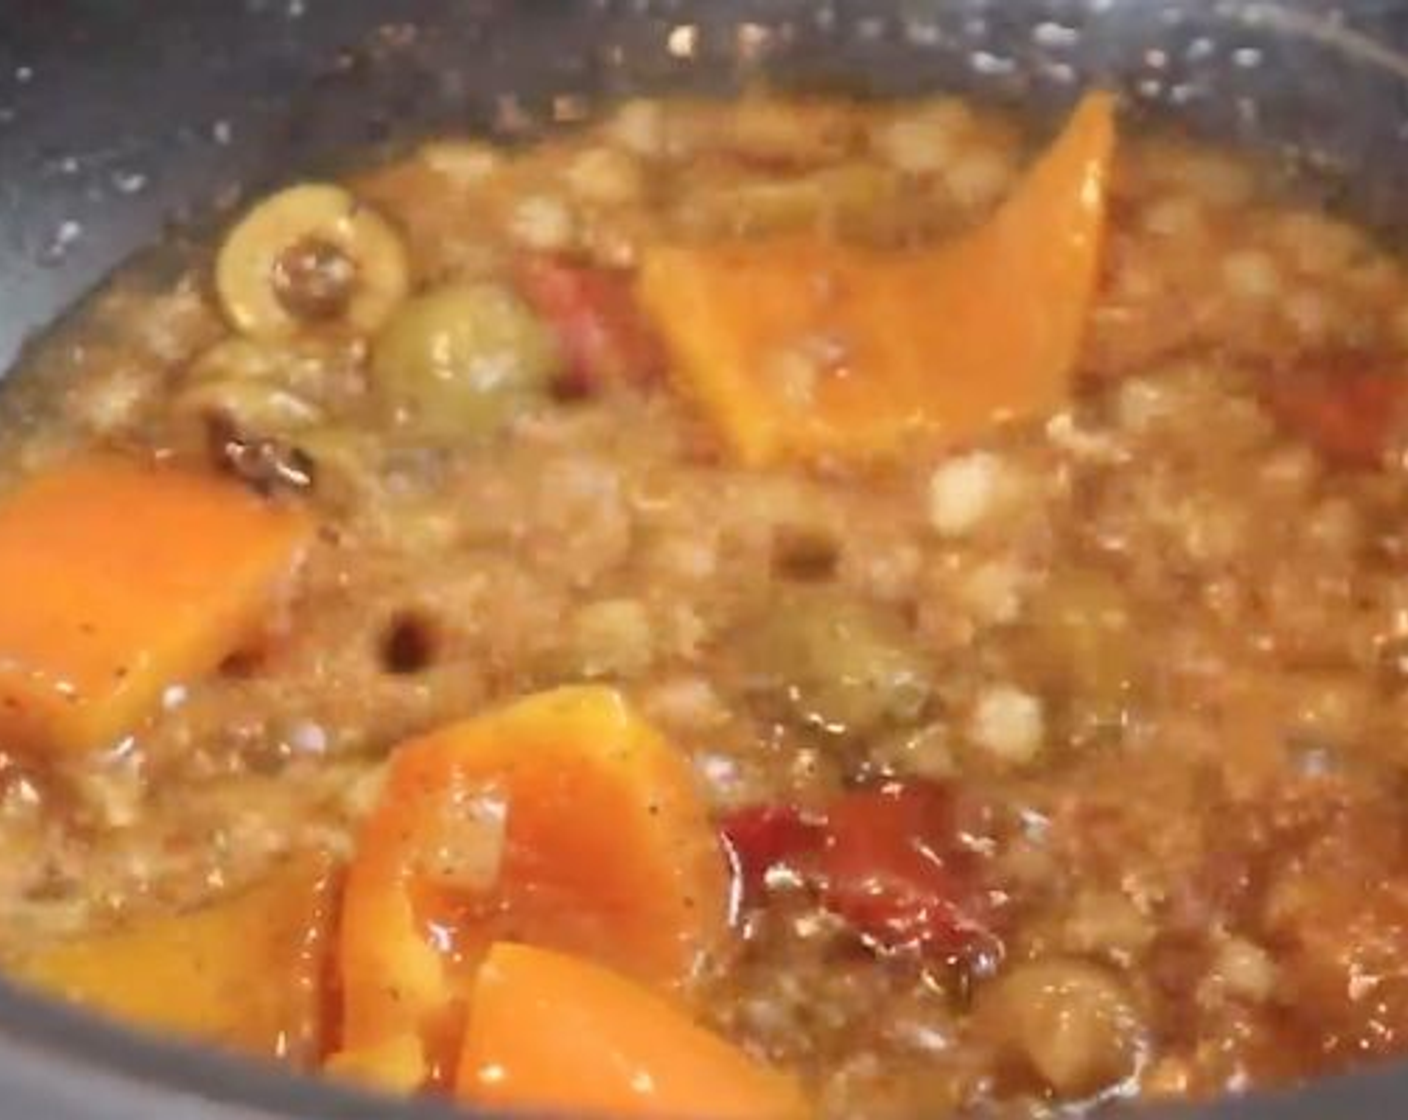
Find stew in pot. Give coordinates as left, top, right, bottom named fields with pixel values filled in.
left=2, top=89, right=1408, bottom=1119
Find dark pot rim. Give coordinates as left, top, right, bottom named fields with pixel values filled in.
left=3, top=3, right=1408, bottom=1118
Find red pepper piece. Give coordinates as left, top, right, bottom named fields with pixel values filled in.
left=722, top=782, right=1001, bottom=962
left=516, top=255, right=665, bottom=394
left=822, top=782, right=998, bottom=959
left=1259, top=363, right=1406, bottom=468
left=719, top=804, right=827, bottom=909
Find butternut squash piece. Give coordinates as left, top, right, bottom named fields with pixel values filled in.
left=456, top=942, right=810, bottom=1120
left=336, top=686, right=728, bottom=1086
left=13, top=853, right=340, bottom=1063
left=0, top=455, right=313, bottom=754
left=325, top=1032, right=428, bottom=1094
left=637, top=92, right=1116, bottom=465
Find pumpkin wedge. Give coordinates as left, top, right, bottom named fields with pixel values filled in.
left=0, top=454, right=312, bottom=755
left=638, top=92, right=1116, bottom=465
left=14, top=852, right=339, bottom=1063
left=456, top=942, right=809, bottom=1119
left=335, top=686, right=729, bottom=1086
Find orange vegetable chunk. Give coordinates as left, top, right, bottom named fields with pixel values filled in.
left=457, top=942, right=810, bottom=1120
left=325, top=1032, right=428, bottom=1094
left=0, top=454, right=313, bottom=754
left=637, top=92, right=1116, bottom=465
left=13, top=853, right=340, bottom=1063
left=336, top=686, right=729, bottom=1084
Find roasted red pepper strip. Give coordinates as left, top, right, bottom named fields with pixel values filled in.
left=722, top=782, right=1001, bottom=961
left=823, top=783, right=997, bottom=958
left=720, top=804, right=827, bottom=908
left=516, top=255, right=665, bottom=393
left=1259, top=364, right=1406, bottom=468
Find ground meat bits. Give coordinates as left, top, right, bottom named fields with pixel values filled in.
left=4, top=93, right=1408, bottom=1120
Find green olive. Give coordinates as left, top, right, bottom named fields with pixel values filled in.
left=216, top=183, right=409, bottom=340
left=738, top=588, right=931, bottom=739
left=1021, top=568, right=1136, bottom=737
left=370, top=282, right=560, bottom=442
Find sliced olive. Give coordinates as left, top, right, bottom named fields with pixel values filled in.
left=738, top=588, right=932, bottom=739
left=216, top=183, right=409, bottom=339
left=370, top=282, right=560, bottom=442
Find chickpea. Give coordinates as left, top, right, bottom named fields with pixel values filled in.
left=566, top=147, right=645, bottom=207
left=674, top=164, right=896, bottom=238
left=564, top=599, right=655, bottom=680
left=417, top=140, right=503, bottom=186
left=976, top=958, right=1145, bottom=1097
left=370, top=282, right=560, bottom=442
left=216, top=183, right=409, bottom=339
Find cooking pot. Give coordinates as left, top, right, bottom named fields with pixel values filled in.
left=2, top=1, right=1408, bottom=1117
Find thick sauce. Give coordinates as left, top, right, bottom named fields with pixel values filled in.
left=3, top=94, right=1408, bottom=1117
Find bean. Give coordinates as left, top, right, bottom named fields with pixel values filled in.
left=977, top=958, right=1145, bottom=1097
